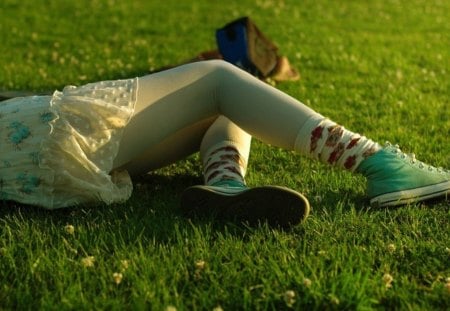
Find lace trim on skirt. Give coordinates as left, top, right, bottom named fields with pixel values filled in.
left=37, top=78, right=138, bottom=208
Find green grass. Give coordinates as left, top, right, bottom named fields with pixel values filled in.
left=1, top=0, right=449, bottom=309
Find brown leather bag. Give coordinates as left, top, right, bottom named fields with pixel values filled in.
left=216, top=17, right=279, bottom=77
left=185, top=17, right=300, bottom=82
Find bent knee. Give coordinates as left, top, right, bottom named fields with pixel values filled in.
left=193, top=59, right=243, bottom=76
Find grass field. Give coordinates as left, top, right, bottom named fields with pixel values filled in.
left=1, top=0, right=449, bottom=310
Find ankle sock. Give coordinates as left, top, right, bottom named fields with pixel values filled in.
left=295, top=117, right=381, bottom=171
left=201, top=141, right=248, bottom=186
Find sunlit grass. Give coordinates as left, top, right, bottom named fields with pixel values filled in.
left=1, top=0, right=449, bottom=309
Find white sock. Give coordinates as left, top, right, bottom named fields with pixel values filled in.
left=294, top=117, right=381, bottom=171
left=201, top=141, right=248, bottom=185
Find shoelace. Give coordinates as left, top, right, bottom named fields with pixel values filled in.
left=385, top=142, right=448, bottom=174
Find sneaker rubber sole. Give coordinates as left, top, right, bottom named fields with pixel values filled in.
left=180, top=185, right=310, bottom=227
left=370, top=180, right=450, bottom=207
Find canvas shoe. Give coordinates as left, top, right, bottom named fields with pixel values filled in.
left=357, top=142, right=450, bottom=207
left=180, top=180, right=310, bottom=227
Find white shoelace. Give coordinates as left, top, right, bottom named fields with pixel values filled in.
left=384, top=142, right=448, bottom=174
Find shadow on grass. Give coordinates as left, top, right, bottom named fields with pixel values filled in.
left=3, top=172, right=444, bottom=246
left=0, top=172, right=300, bottom=246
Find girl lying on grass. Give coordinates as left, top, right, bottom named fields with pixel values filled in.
left=1, top=60, right=448, bottom=227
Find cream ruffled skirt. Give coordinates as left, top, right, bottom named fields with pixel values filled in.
left=0, top=78, right=138, bottom=209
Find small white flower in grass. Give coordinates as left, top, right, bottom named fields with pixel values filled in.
left=387, top=243, right=396, bottom=253
left=328, top=294, right=340, bottom=305
left=284, top=290, right=296, bottom=307
left=121, top=260, right=129, bottom=271
left=113, top=272, right=123, bottom=285
left=195, top=260, right=206, bottom=270
left=383, top=273, right=394, bottom=288
left=303, top=278, right=312, bottom=287
left=81, top=256, right=95, bottom=268
left=65, top=224, right=75, bottom=235
left=165, top=306, right=177, bottom=311
left=32, top=258, right=40, bottom=269
left=194, top=260, right=206, bottom=280
left=212, top=306, right=223, bottom=311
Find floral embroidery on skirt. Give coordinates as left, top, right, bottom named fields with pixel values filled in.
left=0, top=78, right=138, bottom=209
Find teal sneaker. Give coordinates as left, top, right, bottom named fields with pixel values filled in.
left=180, top=180, right=310, bottom=227
left=357, top=143, right=450, bottom=207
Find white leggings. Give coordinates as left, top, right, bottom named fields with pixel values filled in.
left=113, top=60, right=320, bottom=176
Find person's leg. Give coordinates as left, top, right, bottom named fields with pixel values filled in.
left=112, top=59, right=312, bottom=224
left=184, top=115, right=310, bottom=226
left=114, top=60, right=448, bottom=208
left=199, top=115, right=251, bottom=186
left=112, top=59, right=319, bottom=174
left=111, top=60, right=316, bottom=226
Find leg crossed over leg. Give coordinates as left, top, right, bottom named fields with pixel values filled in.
left=112, top=60, right=449, bottom=225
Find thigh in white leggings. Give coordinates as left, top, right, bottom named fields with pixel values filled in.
left=113, top=60, right=319, bottom=175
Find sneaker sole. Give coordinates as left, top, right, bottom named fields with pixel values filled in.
left=180, top=185, right=310, bottom=227
left=370, top=180, right=450, bottom=207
